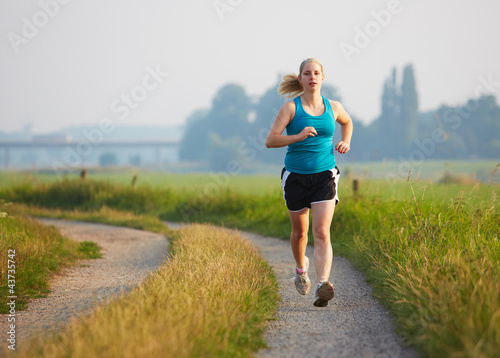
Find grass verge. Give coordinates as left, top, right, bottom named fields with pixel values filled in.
left=24, top=204, right=172, bottom=237
left=15, top=224, right=278, bottom=358
left=0, top=203, right=102, bottom=313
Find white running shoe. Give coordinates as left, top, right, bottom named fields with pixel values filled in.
left=294, top=256, right=311, bottom=295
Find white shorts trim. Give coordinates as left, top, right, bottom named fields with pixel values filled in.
left=281, top=169, right=291, bottom=207
left=310, top=198, right=335, bottom=205
left=288, top=207, right=309, bottom=213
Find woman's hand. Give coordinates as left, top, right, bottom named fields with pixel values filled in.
left=335, top=141, right=350, bottom=154
left=331, top=100, right=353, bottom=155
left=298, top=126, right=317, bottom=141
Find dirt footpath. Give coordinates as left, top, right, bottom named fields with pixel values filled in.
left=241, top=231, right=420, bottom=358
left=166, top=222, right=419, bottom=358
left=0, top=219, right=169, bottom=349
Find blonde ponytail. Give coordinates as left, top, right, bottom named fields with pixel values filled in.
left=278, top=73, right=303, bottom=98
left=277, top=58, right=324, bottom=99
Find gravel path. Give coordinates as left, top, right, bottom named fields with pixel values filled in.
left=166, top=222, right=419, bottom=358
left=242, top=231, right=419, bottom=358
left=0, top=219, right=169, bottom=350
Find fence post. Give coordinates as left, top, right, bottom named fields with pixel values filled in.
left=353, top=179, right=359, bottom=194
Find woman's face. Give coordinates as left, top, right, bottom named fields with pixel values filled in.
left=299, top=62, right=324, bottom=91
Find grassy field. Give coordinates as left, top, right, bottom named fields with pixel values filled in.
left=1, top=162, right=499, bottom=357
left=1, top=159, right=498, bottom=191
left=0, top=168, right=279, bottom=195
left=343, top=159, right=500, bottom=182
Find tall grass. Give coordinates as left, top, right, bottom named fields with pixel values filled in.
left=332, top=186, right=500, bottom=357
left=16, top=224, right=278, bottom=358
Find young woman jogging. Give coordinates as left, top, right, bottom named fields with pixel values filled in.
left=265, top=58, right=353, bottom=307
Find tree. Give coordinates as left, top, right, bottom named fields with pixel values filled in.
left=433, top=95, right=500, bottom=159
left=372, top=64, right=419, bottom=159
left=99, top=152, right=118, bottom=166
left=346, top=116, right=376, bottom=162
left=209, top=84, right=251, bottom=140
left=400, top=64, right=419, bottom=150
left=377, top=67, right=400, bottom=158
left=321, top=83, right=342, bottom=103
left=468, top=95, right=500, bottom=158
left=179, top=109, right=210, bottom=161
left=207, top=133, right=244, bottom=172
left=252, top=77, right=286, bottom=164
left=179, top=84, right=252, bottom=164
left=129, top=154, right=141, bottom=167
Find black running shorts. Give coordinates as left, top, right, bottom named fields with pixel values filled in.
left=281, top=167, right=340, bottom=212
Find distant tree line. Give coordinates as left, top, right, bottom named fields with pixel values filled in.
left=180, top=65, right=500, bottom=171
left=352, top=65, right=500, bottom=162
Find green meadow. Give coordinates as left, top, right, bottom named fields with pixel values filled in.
left=1, top=159, right=497, bottom=191
left=0, top=159, right=499, bottom=357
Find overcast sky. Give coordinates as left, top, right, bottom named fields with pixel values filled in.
left=1, top=0, right=499, bottom=134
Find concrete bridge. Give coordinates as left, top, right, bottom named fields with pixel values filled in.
left=0, top=139, right=180, bottom=170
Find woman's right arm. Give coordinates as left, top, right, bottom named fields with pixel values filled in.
left=265, top=101, right=317, bottom=148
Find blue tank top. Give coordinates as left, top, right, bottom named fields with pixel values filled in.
left=284, top=96, right=336, bottom=174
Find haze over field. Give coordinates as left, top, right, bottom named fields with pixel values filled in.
left=1, top=0, right=499, bottom=134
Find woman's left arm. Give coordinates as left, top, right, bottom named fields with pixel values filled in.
left=331, top=100, right=353, bottom=154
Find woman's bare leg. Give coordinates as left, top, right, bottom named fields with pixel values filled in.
left=310, top=200, right=335, bottom=283
left=288, top=208, right=310, bottom=269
